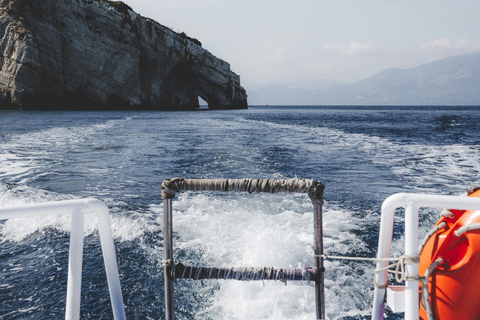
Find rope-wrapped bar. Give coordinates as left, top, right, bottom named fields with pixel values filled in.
left=171, top=263, right=318, bottom=283
left=161, top=178, right=324, bottom=204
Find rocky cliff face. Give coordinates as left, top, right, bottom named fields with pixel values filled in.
left=0, top=0, right=248, bottom=110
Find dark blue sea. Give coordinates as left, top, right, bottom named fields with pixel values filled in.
left=1, top=105, right=479, bottom=319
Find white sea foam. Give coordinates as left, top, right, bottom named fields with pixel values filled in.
left=0, top=182, right=156, bottom=244
left=148, top=191, right=378, bottom=319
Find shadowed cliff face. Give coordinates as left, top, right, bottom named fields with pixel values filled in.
left=0, top=0, right=248, bottom=110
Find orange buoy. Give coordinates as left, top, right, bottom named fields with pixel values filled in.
left=419, top=188, right=480, bottom=320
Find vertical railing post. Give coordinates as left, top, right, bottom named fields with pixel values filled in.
left=313, top=201, right=325, bottom=320
left=96, top=204, right=126, bottom=320
left=404, top=204, right=420, bottom=320
left=65, top=209, right=85, bottom=320
left=163, top=198, right=175, bottom=320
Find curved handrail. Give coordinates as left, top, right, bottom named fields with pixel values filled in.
left=0, top=199, right=126, bottom=320
left=372, top=193, right=480, bottom=320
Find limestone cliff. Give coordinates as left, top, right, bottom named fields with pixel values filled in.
left=0, top=0, right=248, bottom=110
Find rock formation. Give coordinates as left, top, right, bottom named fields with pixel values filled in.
left=0, top=0, right=248, bottom=110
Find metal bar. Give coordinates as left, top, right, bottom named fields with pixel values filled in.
left=96, top=204, right=127, bottom=320
left=313, top=202, right=326, bottom=320
left=65, top=210, right=85, bottom=320
left=372, top=199, right=396, bottom=320
left=163, top=198, right=175, bottom=320
left=161, top=178, right=323, bottom=203
left=404, top=205, right=419, bottom=320
left=182, top=178, right=315, bottom=194
left=171, top=264, right=317, bottom=281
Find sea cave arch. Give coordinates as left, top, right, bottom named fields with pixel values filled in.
left=198, top=96, right=208, bottom=108
left=159, top=61, right=221, bottom=110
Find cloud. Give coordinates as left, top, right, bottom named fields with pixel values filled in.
left=324, top=41, right=372, bottom=55
left=266, top=48, right=288, bottom=65
left=419, top=38, right=478, bottom=51
left=344, top=42, right=372, bottom=55
left=420, top=38, right=451, bottom=49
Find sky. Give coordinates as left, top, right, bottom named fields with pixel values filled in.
left=122, top=0, right=480, bottom=89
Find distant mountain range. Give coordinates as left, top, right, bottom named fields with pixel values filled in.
left=247, top=52, right=480, bottom=105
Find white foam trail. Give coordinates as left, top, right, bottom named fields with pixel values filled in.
left=149, top=191, right=378, bottom=319
left=0, top=181, right=155, bottom=244
left=0, top=117, right=133, bottom=182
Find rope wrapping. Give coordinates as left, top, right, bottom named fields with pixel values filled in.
left=161, top=178, right=185, bottom=199
left=161, top=178, right=324, bottom=204
left=419, top=222, right=448, bottom=253
left=171, top=263, right=318, bottom=283
left=420, top=258, right=444, bottom=320
left=454, top=222, right=480, bottom=237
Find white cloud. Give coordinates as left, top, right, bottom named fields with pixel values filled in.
left=420, top=38, right=451, bottom=49
left=419, top=38, right=480, bottom=51
left=266, top=48, right=288, bottom=65
left=344, top=42, right=372, bottom=55
left=324, top=41, right=372, bottom=55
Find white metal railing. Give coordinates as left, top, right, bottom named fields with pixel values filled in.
left=372, top=193, right=480, bottom=320
left=0, top=198, right=126, bottom=320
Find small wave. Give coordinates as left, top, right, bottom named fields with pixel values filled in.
left=235, top=116, right=480, bottom=194
left=0, top=116, right=134, bottom=183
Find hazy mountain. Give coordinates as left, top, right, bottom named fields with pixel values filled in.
left=246, top=79, right=351, bottom=105
left=247, top=52, right=480, bottom=105
left=276, top=79, right=351, bottom=90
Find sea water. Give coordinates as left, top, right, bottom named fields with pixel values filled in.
left=1, top=106, right=479, bottom=319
